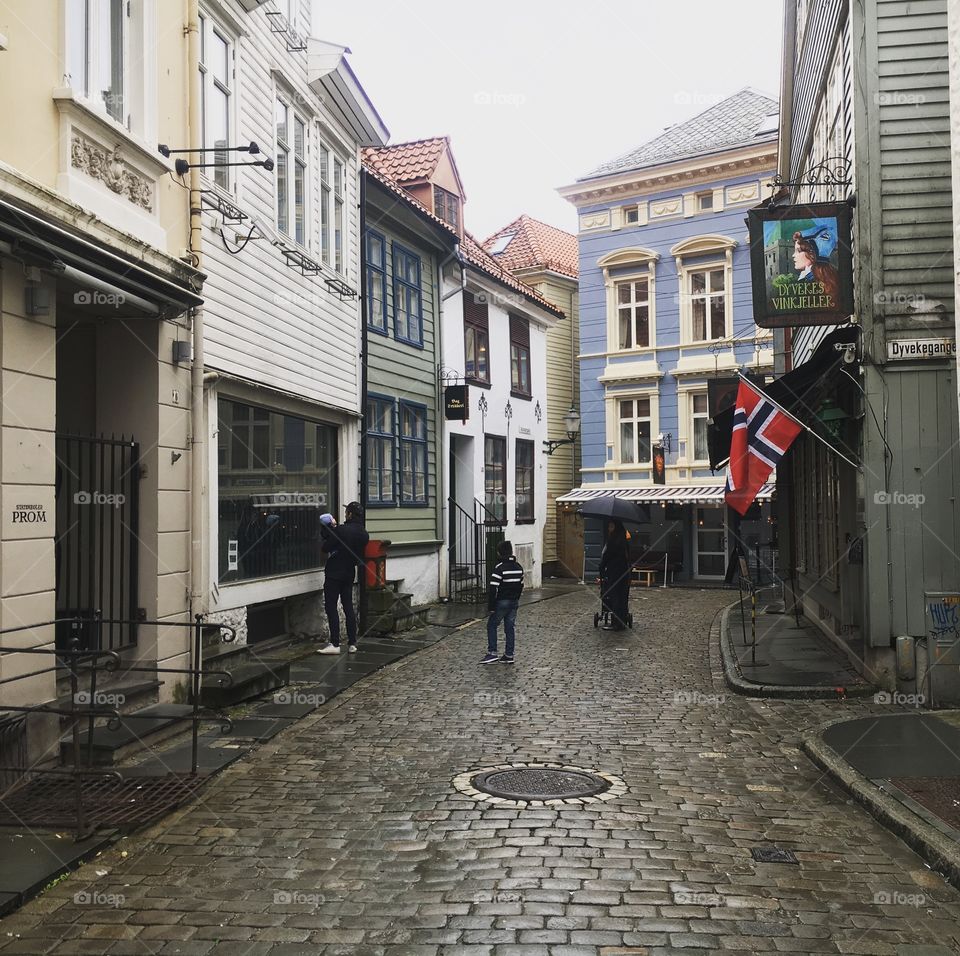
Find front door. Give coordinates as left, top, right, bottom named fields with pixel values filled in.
left=557, top=506, right=584, bottom=580
left=694, top=506, right=727, bottom=579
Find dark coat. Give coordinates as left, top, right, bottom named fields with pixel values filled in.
left=321, top=518, right=370, bottom=583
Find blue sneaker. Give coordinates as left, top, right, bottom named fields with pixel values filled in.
left=479, top=652, right=499, bottom=664
left=498, top=655, right=514, bottom=664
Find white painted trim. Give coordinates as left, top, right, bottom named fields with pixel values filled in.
left=675, top=254, right=733, bottom=345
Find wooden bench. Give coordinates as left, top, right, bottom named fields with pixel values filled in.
left=632, top=567, right=658, bottom=587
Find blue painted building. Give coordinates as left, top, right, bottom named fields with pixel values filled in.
left=558, top=89, right=780, bottom=582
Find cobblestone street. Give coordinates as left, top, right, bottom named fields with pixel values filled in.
left=3, top=587, right=960, bottom=955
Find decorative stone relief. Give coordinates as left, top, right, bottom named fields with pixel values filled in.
left=649, top=197, right=682, bottom=219
left=71, top=135, right=153, bottom=212
left=726, top=182, right=760, bottom=205
left=579, top=210, right=610, bottom=231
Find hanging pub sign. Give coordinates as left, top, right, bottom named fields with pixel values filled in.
left=651, top=443, right=666, bottom=485
left=444, top=384, right=469, bottom=421
left=747, top=201, right=854, bottom=328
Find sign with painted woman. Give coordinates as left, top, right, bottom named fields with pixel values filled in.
left=747, top=201, right=854, bottom=328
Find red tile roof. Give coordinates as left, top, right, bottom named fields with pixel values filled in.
left=362, top=161, right=459, bottom=240
left=362, top=137, right=455, bottom=189
left=362, top=143, right=563, bottom=320
left=460, top=232, right=564, bottom=319
left=483, top=215, right=579, bottom=279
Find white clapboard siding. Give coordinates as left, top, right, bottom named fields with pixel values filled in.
left=199, top=0, right=363, bottom=412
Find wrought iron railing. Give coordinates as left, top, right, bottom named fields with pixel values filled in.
left=0, top=613, right=235, bottom=838
left=448, top=497, right=505, bottom=604
left=55, top=435, right=141, bottom=651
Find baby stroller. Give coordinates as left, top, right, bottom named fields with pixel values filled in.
left=592, top=573, right=634, bottom=629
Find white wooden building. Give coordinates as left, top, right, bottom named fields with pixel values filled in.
left=195, top=0, right=387, bottom=640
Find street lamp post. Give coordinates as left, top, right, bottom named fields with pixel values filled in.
left=543, top=406, right=582, bottom=455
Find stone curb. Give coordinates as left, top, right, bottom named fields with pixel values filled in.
left=802, top=719, right=960, bottom=891
left=718, top=603, right=876, bottom=700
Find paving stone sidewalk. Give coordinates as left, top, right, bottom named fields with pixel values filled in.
left=2, top=586, right=960, bottom=955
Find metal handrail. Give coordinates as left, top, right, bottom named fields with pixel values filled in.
left=0, top=613, right=236, bottom=838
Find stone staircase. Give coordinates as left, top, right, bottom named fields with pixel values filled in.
left=366, top=579, right=431, bottom=635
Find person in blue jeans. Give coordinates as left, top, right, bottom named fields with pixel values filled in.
left=480, top=540, right=524, bottom=664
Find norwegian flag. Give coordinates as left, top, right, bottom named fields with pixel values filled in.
left=725, top=378, right=802, bottom=516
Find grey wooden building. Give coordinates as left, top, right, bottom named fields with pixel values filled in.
left=776, top=0, right=959, bottom=691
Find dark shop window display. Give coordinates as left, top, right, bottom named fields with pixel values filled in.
left=218, top=399, right=338, bottom=582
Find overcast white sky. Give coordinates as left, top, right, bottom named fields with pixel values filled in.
left=316, top=1, right=783, bottom=240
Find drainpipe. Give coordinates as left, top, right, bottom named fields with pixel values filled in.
left=436, top=242, right=464, bottom=599
left=358, top=172, right=369, bottom=635
left=187, top=0, right=206, bottom=617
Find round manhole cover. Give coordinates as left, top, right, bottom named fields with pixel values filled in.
left=472, top=767, right=610, bottom=801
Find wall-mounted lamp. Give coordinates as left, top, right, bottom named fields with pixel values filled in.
left=543, top=406, right=581, bottom=455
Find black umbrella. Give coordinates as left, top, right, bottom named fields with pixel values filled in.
left=577, top=495, right=647, bottom=527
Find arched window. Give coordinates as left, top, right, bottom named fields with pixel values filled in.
left=597, top=248, right=661, bottom=353
left=670, top=235, right=737, bottom=344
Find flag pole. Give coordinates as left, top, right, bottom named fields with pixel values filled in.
left=736, top=372, right=860, bottom=471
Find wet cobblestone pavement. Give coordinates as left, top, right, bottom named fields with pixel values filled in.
left=3, top=586, right=960, bottom=955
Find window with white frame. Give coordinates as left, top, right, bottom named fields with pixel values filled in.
left=275, top=97, right=307, bottom=245
left=697, top=192, right=714, bottom=212
left=333, top=156, right=345, bottom=273
left=691, top=393, right=709, bottom=461
left=688, top=267, right=726, bottom=342
left=67, top=0, right=129, bottom=124
left=198, top=14, right=231, bottom=191
left=619, top=397, right=651, bottom=465
left=623, top=205, right=640, bottom=224
left=615, top=278, right=650, bottom=350
left=319, top=143, right=331, bottom=264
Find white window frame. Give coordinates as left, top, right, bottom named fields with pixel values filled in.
left=678, top=387, right=710, bottom=465
left=198, top=12, right=234, bottom=193
left=684, top=261, right=728, bottom=344
left=672, top=236, right=736, bottom=345
left=613, top=275, right=653, bottom=351
left=275, top=94, right=309, bottom=246
left=597, top=248, right=660, bottom=356
left=66, top=0, right=132, bottom=127
left=607, top=390, right=659, bottom=469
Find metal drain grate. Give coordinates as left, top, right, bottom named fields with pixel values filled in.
left=751, top=846, right=799, bottom=864
left=0, top=774, right=209, bottom=832
left=473, top=767, right=610, bottom=801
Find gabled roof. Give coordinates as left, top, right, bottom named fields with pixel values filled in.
left=362, top=136, right=465, bottom=198
left=483, top=215, right=578, bottom=279
left=580, top=88, right=778, bottom=181
left=362, top=161, right=459, bottom=242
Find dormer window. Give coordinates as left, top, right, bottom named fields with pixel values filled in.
left=434, top=185, right=460, bottom=231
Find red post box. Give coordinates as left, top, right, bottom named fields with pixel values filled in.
left=364, top=539, right=390, bottom=589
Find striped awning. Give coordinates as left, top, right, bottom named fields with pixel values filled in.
left=556, top=483, right=776, bottom=505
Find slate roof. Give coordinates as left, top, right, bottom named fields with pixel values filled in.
left=580, top=88, right=778, bottom=181
left=483, top=215, right=579, bottom=279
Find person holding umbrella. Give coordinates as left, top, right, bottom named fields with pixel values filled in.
left=598, top=520, right=631, bottom=630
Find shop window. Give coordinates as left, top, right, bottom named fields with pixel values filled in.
left=217, top=399, right=338, bottom=583
left=484, top=435, right=506, bottom=522
left=399, top=402, right=428, bottom=505
left=515, top=439, right=534, bottom=523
